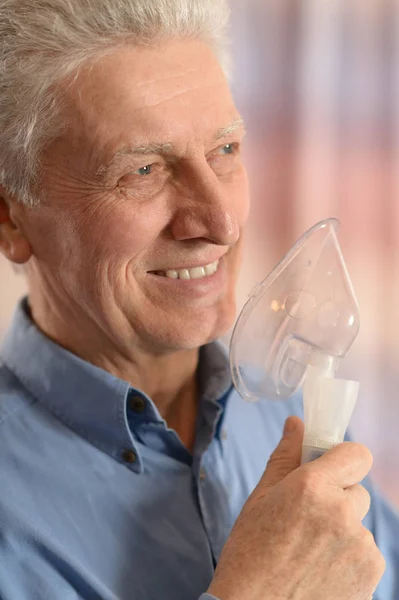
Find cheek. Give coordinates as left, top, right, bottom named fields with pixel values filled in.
left=94, top=200, right=168, bottom=261
left=28, top=196, right=170, bottom=278
left=68, top=197, right=172, bottom=287
left=22, top=210, right=76, bottom=266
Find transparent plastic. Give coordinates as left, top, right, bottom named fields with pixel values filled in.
left=301, top=363, right=359, bottom=464
left=230, top=218, right=361, bottom=463
left=230, top=218, right=360, bottom=402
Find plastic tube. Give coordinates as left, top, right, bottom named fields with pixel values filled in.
left=301, top=358, right=359, bottom=464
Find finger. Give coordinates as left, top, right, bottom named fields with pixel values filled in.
left=345, top=483, right=371, bottom=521
left=310, top=442, right=373, bottom=489
left=260, top=417, right=304, bottom=490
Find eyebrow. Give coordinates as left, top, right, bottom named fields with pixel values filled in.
left=214, top=117, right=245, bottom=141
left=95, top=117, right=246, bottom=177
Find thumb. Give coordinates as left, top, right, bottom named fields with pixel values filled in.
left=261, top=416, right=305, bottom=489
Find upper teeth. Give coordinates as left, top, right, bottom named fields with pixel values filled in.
left=165, top=260, right=219, bottom=280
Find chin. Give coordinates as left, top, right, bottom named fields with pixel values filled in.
left=138, top=296, right=237, bottom=352
left=168, top=301, right=237, bottom=350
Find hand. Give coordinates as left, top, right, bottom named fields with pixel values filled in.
left=207, top=417, right=385, bottom=600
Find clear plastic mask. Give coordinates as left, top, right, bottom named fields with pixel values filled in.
left=230, top=218, right=360, bottom=402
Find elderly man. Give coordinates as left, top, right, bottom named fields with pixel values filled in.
left=0, top=1, right=397, bottom=599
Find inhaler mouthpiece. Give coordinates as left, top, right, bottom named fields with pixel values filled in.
left=230, top=218, right=360, bottom=462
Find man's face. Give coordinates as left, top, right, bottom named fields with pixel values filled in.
left=12, top=40, right=249, bottom=352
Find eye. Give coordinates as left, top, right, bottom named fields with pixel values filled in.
left=220, top=143, right=235, bottom=155
left=117, top=161, right=168, bottom=197
left=136, top=165, right=153, bottom=176
left=208, top=142, right=241, bottom=176
left=212, top=142, right=240, bottom=158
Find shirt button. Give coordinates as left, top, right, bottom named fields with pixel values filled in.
left=221, top=430, right=228, bottom=441
left=122, top=449, right=137, bottom=464
left=129, top=395, right=146, bottom=414
left=199, top=468, right=206, bottom=481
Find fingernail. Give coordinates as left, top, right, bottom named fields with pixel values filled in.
left=284, top=417, right=297, bottom=436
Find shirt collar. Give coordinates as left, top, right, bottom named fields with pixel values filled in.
left=1, top=298, right=233, bottom=470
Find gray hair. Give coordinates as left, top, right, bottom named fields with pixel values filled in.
left=0, top=0, right=231, bottom=206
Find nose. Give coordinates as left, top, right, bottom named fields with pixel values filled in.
left=170, top=167, right=241, bottom=246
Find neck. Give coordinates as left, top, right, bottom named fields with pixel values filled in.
left=28, top=288, right=201, bottom=453
left=96, top=346, right=200, bottom=453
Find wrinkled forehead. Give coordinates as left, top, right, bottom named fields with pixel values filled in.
left=58, top=39, right=239, bottom=163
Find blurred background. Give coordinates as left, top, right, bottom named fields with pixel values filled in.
left=1, top=0, right=399, bottom=505
left=228, top=0, right=399, bottom=505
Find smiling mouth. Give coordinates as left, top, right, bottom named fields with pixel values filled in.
left=150, top=259, right=220, bottom=281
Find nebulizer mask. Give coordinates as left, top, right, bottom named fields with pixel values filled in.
left=230, top=219, right=360, bottom=463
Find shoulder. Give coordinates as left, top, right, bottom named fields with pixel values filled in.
left=0, top=360, right=36, bottom=428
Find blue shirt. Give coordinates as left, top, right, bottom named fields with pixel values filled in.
left=0, top=299, right=398, bottom=600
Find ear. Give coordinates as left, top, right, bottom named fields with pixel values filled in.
left=0, top=190, right=32, bottom=264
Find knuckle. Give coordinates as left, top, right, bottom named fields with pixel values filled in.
left=296, top=469, right=323, bottom=500
left=362, top=485, right=371, bottom=504
left=267, top=446, right=280, bottom=464
left=375, top=550, right=387, bottom=578
left=334, top=442, right=373, bottom=471
left=347, top=442, right=374, bottom=469
left=358, top=529, right=386, bottom=580
left=359, top=527, right=377, bottom=549
left=352, top=484, right=371, bottom=511
left=331, top=502, right=354, bottom=537
left=266, top=449, right=285, bottom=470
left=267, top=442, right=293, bottom=466
left=367, top=550, right=386, bottom=584
left=361, top=488, right=372, bottom=513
